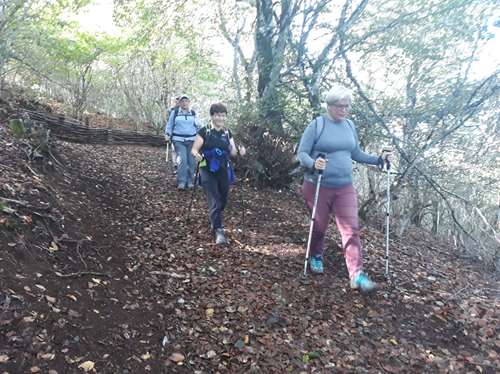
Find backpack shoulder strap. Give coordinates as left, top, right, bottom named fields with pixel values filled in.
left=310, top=115, right=325, bottom=155
left=223, top=128, right=232, bottom=144
left=345, top=119, right=358, bottom=142
left=171, top=107, right=180, bottom=133
left=346, top=118, right=355, bottom=133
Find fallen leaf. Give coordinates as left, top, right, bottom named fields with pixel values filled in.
left=206, top=308, right=214, bottom=318
left=35, top=284, right=47, bottom=291
left=21, top=215, right=33, bottom=224
left=46, top=295, right=57, bottom=304
left=0, top=354, right=9, bottom=363
left=234, top=339, right=245, bottom=350
left=168, top=353, right=185, bottom=363
left=39, top=353, right=56, bottom=360
left=141, top=352, right=151, bottom=360
left=48, top=241, right=59, bottom=253
left=68, top=309, right=82, bottom=318
left=78, top=360, right=95, bottom=372
left=205, top=350, right=217, bottom=359
left=161, top=335, right=169, bottom=347
left=30, top=367, right=41, bottom=373
left=88, top=282, right=97, bottom=289
left=484, top=328, right=494, bottom=337
left=389, top=338, right=398, bottom=346
left=309, top=352, right=320, bottom=359
left=67, top=294, right=78, bottom=301
left=381, top=364, right=401, bottom=373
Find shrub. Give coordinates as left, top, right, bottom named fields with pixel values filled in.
left=234, top=113, right=298, bottom=188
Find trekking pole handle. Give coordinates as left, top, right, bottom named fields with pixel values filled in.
left=381, top=148, right=392, bottom=170
left=317, top=153, right=327, bottom=175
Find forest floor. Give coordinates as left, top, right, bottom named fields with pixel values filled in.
left=0, top=113, right=499, bottom=373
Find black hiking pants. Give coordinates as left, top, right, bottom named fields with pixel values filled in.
left=200, top=167, right=230, bottom=230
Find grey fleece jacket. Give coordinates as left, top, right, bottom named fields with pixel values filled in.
left=297, top=116, right=381, bottom=187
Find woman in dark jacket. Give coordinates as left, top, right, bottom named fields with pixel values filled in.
left=191, top=103, right=246, bottom=245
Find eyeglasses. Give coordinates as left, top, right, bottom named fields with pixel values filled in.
left=329, top=103, right=351, bottom=110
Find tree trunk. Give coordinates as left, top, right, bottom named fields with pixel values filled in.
left=431, top=200, right=440, bottom=235
left=255, top=0, right=297, bottom=134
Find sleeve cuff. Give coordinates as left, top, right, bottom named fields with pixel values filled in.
left=377, top=156, right=384, bottom=169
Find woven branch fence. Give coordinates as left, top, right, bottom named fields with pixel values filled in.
left=20, top=110, right=166, bottom=147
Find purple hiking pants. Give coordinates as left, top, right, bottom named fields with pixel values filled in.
left=303, top=181, right=363, bottom=279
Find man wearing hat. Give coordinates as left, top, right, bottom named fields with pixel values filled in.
left=165, top=95, right=201, bottom=189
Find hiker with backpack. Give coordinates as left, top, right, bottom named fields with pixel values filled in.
left=165, top=96, right=180, bottom=172
left=165, top=95, right=201, bottom=189
left=191, top=103, right=246, bottom=245
left=297, top=84, right=393, bottom=292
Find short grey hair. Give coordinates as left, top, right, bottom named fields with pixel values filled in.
left=324, top=84, right=352, bottom=105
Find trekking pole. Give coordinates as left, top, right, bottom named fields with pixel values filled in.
left=240, top=178, right=245, bottom=232
left=165, top=141, right=170, bottom=164
left=303, top=153, right=326, bottom=278
left=384, top=153, right=391, bottom=279
left=186, top=161, right=201, bottom=223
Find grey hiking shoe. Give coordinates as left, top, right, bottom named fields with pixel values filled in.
left=215, top=228, right=227, bottom=245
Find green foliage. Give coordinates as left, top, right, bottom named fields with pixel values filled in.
left=8, top=119, right=26, bottom=138
left=0, top=202, right=18, bottom=231
left=302, top=351, right=321, bottom=363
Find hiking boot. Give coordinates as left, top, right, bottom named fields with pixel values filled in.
left=187, top=183, right=194, bottom=189
left=350, top=272, right=377, bottom=293
left=177, top=184, right=186, bottom=190
left=309, top=256, right=324, bottom=274
left=215, top=228, right=227, bottom=245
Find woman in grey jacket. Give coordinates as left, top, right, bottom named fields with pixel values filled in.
left=297, top=84, right=392, bottom=292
